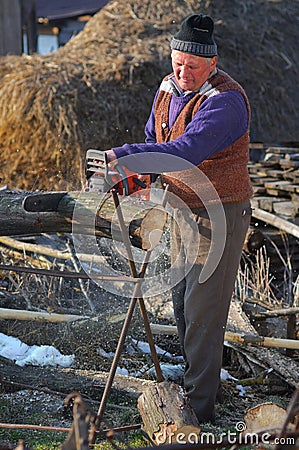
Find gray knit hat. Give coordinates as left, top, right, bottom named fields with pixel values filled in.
left=171, top=14, right=218, bottom=57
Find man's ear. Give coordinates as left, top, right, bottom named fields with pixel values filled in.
left=210, top=56, right=217, bottom=70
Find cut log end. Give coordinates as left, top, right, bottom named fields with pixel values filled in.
left=137, top=381, right=200, bottom=445
left=139, top=206, right=167, bottom=251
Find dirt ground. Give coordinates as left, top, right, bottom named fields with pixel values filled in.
left=0, top=234, right=297, bottom=448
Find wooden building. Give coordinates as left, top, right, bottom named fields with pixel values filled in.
left=0, top=0, right=109, bottom=56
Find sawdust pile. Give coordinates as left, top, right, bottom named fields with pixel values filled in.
left=0, top=0, right=298, bottom=191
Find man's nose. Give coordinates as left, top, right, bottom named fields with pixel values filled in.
left=180, top=65, right=190, bottom=77
left=181, top=66, right=189, bottom=75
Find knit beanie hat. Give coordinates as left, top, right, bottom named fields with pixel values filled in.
left=171, top=14, right=218, bottom=57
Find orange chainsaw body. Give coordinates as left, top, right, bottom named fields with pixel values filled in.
left=85, top=149, right=150, bottom=199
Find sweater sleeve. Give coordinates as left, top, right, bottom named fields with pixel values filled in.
left=112, top=90, right=249, bottom=173
left=144, top=90, right=159, bottom=143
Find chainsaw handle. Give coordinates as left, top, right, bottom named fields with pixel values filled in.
left=114, top=164, right=130, bottom=196
left=103, top=152, right=117, bottom=191
left=104, top=152, right=130, bottom=195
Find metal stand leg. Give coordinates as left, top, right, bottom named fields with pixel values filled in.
left=90, top=189, right=166, bottom=444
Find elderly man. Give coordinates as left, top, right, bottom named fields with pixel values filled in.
left=106, top=13, right=253, bottom=423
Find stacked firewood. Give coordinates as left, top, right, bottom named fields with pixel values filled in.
left=249, top=146, right=299, bottom=221
left=247, top=146, right=299, bottom=301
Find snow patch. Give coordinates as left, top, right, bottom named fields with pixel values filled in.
left=0, top=332, right=74, bottom=368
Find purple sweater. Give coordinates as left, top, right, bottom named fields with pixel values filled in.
left=112, top=81, right=249, bottom=174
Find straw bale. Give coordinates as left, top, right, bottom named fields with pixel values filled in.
left=0, top=0, right=298, bottom=191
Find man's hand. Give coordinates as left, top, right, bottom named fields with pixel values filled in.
left=105, top=149, right=118, bottom=170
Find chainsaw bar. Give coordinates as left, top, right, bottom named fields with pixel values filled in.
left=23, top=192, right=67, bottom=212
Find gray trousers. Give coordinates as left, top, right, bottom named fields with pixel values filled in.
left=170, top=200, right=251, bottom=423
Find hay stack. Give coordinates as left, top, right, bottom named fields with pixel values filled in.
left=0, top=0, right=298, bottom=191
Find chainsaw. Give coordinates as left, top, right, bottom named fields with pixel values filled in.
left=85, top=149, right=150, bottom=198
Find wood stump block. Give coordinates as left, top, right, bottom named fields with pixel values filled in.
left=137, top=381, right=200, bottom=445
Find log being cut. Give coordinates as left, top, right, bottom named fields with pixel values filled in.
left=0, top=190, right=167, bottom=250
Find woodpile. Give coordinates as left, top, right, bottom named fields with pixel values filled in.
left=247, top=145, right=299, bottom=301
left=250, top=146, right=299, bottom=221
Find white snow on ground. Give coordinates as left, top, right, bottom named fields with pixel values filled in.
left=0, top=332, right=75, bottom=367
left=116, top=367, right=129, bottom=376
left=0, top=332, right=245, bottom=393
left=129, top=338, right=184, bottom=361
left=236, top=384, right=250, bottom=397
left=142, top=363, right=184, bottom=381
left=95, top=338, right=242, bottom=386
left=97, top=347, right=115, bottom=358
left=220, top=368, right=238, bottom=381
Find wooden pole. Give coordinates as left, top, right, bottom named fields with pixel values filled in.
left=0, top=0, right=22, bottom=56
left=0, top=307, right=89, bottom=322
left=150, top=323, right=299, bottom=350
left=0, top=236, right=106, bottom=263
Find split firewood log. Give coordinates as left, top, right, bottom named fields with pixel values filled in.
left=137, top=381, right=200, bottom=445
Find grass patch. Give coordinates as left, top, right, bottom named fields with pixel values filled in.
left=0, top=428, right=148, bottom=449
left=0, top=429, right=64, bottom=449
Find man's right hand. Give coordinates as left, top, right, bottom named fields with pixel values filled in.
left=105, top=149, right=118, bottom=170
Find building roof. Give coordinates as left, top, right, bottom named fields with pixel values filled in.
left=36, top=0, right=109, bottom=21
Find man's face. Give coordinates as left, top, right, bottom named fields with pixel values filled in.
left=171, top=50, right=217, bottom=92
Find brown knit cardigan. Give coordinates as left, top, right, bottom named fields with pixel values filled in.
left=155, top=69, right=253, bottom=208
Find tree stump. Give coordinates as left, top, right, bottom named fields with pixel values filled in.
left=137, top=381, right=200, bottom=445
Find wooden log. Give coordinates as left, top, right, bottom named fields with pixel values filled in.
left=244, top=403, right=287, bottom=433
left=249, top=176, right=276, bottom=186
left=252, top=186, right=266, bottom=195
left=224, top=332, right=299, bottom=350
left=0, top=359, right=155, bottom=401
left=285, top=171, right=299, bottom=183
left=286, top=153, right=299, bottom=161
left=265, top=146, right=299, bottom=155
left=262, top=197, right=291, bottom=211
left=267, top=169, right=285, bottom=178
left=264, top=180, right=297, bottom=196
left=254, top=307, right=299, bottom=318
left=251, top=197, right=291, bottom=212
left=251, top=207, right=299, bottom=239
left=137, top=381, right=200, bottom=445
left=273, top=201, right=299, bottom=218
left=0, top=190, right=167, bottom=250
left=220, top=301, right=299, bottom=388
